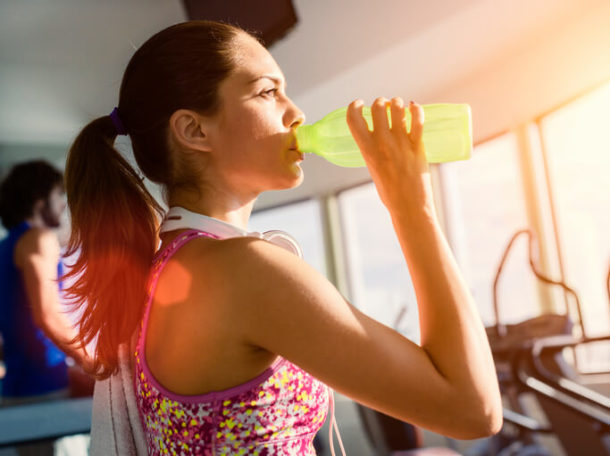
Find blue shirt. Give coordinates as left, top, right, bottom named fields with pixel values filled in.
left=0, top=221, right=68, bottom=397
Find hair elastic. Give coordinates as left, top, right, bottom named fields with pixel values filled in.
left=110, top=107, right=127, bottom=136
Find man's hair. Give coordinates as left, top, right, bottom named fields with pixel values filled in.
left=0, top=160, right=64, bottom=229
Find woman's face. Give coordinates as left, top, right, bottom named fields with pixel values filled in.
left=204, top=33, right=306, bottom=195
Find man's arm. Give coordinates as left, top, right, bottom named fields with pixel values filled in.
left=14, top=227, right=90, bottom=366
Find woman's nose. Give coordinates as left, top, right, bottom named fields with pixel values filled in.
left=285, top=98, right=305, bottom=129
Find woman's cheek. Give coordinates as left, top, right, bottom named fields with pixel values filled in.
left=249, top=114, right=277, bottom=141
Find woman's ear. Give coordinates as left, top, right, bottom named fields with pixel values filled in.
left=169, top=109, right=213, bottom=152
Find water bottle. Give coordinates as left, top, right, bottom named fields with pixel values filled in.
left=296, top=103, right=472, bottom=167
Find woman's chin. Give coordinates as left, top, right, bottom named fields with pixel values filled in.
left=288, top=163, right=305, bottom=187
left=271, top=164, right=304, bottom=191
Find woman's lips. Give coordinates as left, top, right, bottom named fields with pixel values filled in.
left=288, top=147, right=303, bottom=161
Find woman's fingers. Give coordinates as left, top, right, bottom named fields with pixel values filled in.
left=348, top=97, right=425, bottom=160
left=408, top=101, right=424, bottom=144
left=346, top=99, right=372, bottom=151
left=390, top=97, right=407, bottom=135
left=371, top=97, right=390, bottom=134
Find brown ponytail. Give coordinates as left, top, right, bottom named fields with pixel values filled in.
left=64, top=116, right=162, bottom=378
left=64, top=21, right=244, bottom=378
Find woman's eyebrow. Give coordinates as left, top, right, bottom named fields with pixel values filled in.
left=248, top=74, right=286, bottom=87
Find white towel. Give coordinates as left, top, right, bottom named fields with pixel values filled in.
left=89, top=336, right=147, bottom=456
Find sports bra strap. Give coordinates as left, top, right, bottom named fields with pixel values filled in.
left=139, top=230, right=208, bottom=352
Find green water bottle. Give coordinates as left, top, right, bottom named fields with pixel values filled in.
left=296, top=103, right=472, bottom=167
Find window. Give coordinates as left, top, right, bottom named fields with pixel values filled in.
left=444, top=133, right=539, bottom=327
left=337, top=183, right=419, bottom=342
left=249, top=199, right=327, bottom=277
left=539, top=82, right=610, bottom=336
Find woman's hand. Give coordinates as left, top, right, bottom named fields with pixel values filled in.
left=346, top=97, right=436, bottom=222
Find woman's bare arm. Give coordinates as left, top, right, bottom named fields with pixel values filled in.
left=217, top=233, right=500, bottom=439
left=205, top=98, right=502, bottom=439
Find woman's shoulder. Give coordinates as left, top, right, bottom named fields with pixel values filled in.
left=158, top=233, right=308, bottom=297
left=174, top=234, right=326, bottom=322
left=176, top=234, right=301, bottom=272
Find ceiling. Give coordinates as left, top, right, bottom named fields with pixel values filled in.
left=0, top=0, right=599, bottom=148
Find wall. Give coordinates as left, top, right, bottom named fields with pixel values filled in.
left=2, top=1, right=609, bottom=211
left=255, top=0, right=610, bottom=209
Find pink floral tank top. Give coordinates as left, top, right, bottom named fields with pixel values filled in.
left=134, top=230, right=331, bottom=455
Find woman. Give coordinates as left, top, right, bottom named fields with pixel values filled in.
left=65, top=20, right=502, bottom=455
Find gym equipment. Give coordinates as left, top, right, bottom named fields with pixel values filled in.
left=484, top=229, right=610, bottom=456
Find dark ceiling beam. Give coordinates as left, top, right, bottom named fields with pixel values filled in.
left=181, top=0, right=298, bottom=47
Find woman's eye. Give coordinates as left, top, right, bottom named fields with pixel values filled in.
left=260, top=88, right=278, bottom=98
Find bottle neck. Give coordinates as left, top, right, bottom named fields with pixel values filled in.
left=295, top=124, right=317, bottom=155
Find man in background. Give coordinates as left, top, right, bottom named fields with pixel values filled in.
left=0, top=160, right=90, bottom=454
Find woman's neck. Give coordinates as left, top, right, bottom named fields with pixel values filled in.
left=168, top=191, right=256, bottom=231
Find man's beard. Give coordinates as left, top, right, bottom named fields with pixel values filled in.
left=40, top=199, right=61, bottom=228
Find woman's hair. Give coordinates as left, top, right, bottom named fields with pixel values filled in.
left=0, top=160, right=63, bottom=230
left=64, top=21, right=245, bottom=378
